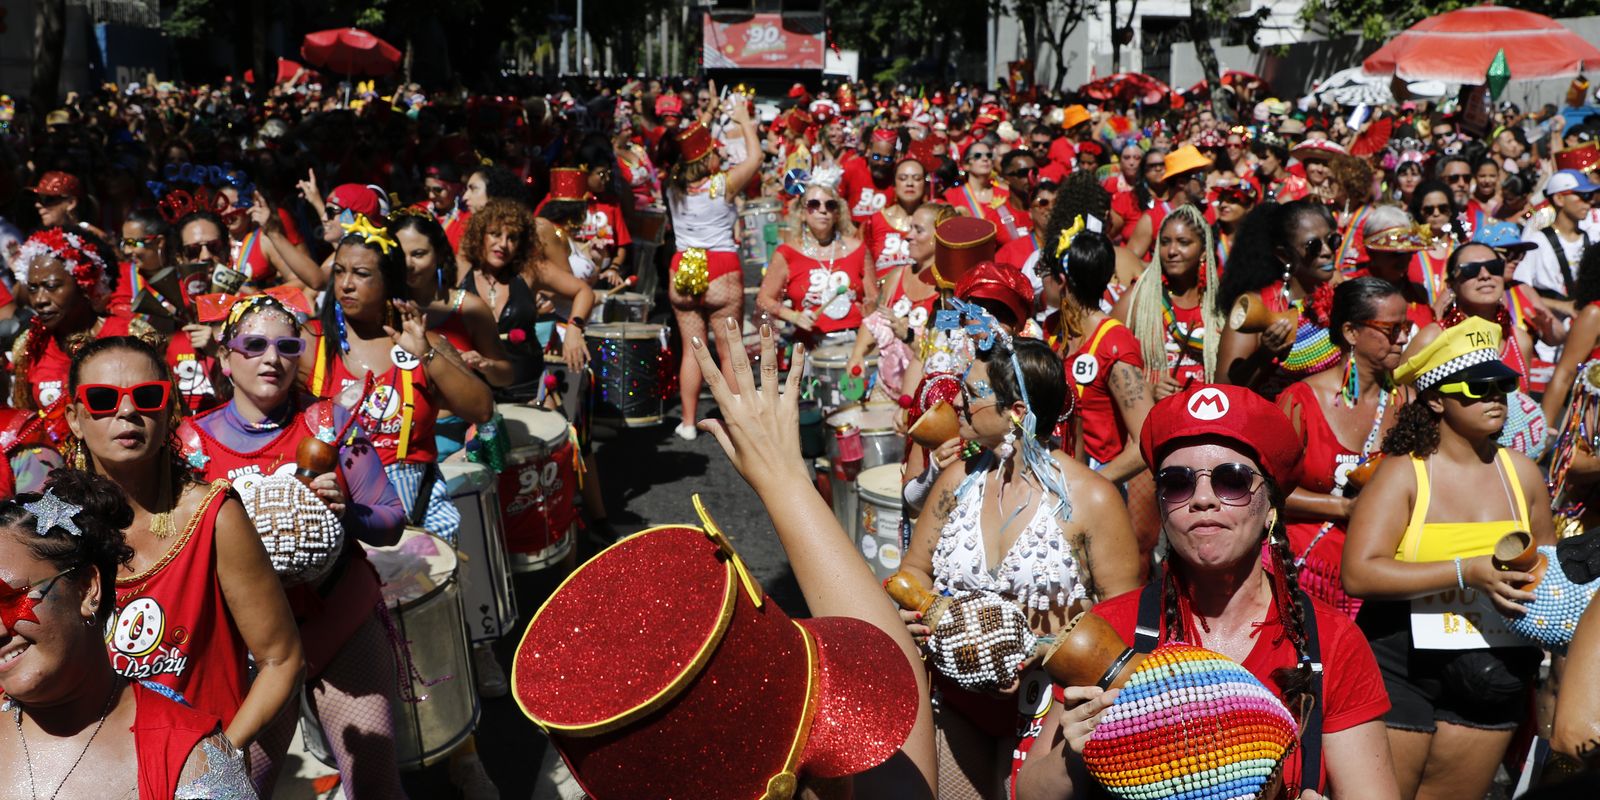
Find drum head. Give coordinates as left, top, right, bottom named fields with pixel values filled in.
left=809, top=344, right=854, bottom=368
left=826, top=400, right=899, bottom=432
left=441, top=461, right=494, bottom=491
left=497, top=405, right=570, bottom=450
left=364, top=529, right=459, bottom=609
left=858, top=464, right=904, bottom=501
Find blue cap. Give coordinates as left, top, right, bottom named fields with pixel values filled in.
left=1547, top=168, right=1600, bottom=195
left=1471, top=221, right=1537, bottom=252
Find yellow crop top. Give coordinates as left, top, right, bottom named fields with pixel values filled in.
left=1395, top=449, right=1529, bottom=563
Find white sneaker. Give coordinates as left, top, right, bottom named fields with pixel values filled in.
left=472, top=644, right=508, bottom=699
left=674, top=422, right=698, bottom=441
left=448, top=751, right=500, bottom=800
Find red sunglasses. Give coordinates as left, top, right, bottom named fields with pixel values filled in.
left=75, top=382, right=171, bottom=416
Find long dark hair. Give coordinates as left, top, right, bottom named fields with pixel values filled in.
left=389, top=212, right=458, bottom=290
left=1328, top=277, right=1400, bottom=350
left=319, top=232, right=409, bottom=375
left=980, top=338, right=1067, bottom=439
left=1214, top=200, right=1330, bottom=315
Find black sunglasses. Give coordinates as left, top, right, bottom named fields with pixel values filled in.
left=1421, top=204, right=1452, bottom=216
left=1438, top=375, right=1518, bottom=401
left=34, top=194, right=70, bottom=207
left=805, top=198, right=840, bottom=213
left=1304, top=233, right=1342, bottom=260
left=181, top=239, right=225, bottom=261
left=1444, top=173, right=1473, bottom=183
left=1452, top=258, right=1506, bottom=280
left=1006, top=167, right=1038, bottom=179
left=1360, top=319, right=1409, bottom=343
left=1156, top=463, right=1264, bottom=507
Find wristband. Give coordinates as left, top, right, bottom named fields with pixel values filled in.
left=1455, top=557, right=1466, bottom=591
left=567, top=316, right=588, bottom=332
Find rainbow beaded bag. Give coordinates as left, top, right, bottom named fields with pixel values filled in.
left=1082, top=642, right=1300, bottom=800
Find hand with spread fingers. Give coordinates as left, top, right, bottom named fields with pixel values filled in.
left=689, top=317, right=807, bottom=492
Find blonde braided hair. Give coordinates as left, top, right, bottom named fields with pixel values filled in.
left=1126, top=204, right=1221, bottom=383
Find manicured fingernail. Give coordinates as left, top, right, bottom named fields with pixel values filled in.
left=691, top=336, right=704, bottom=349
left=761, top=323, right=771, bottom=337
left=726, top=317, right=737, bottom=330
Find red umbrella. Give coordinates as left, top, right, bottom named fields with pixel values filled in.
left=246, top=58, right=320, bottom=86
left=300, top=28, right=402, bottom=78
left=1182, top=70, right=1269, bottom=96
left=1363, top=5, right=1600, bottom=84
left=1080, top=73, right=1171, bottom=105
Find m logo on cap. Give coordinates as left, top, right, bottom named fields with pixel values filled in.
left=1187, top=387, right=1230, bottom=421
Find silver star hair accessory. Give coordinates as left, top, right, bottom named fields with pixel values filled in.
left=24, top=490, right=84, bottom=537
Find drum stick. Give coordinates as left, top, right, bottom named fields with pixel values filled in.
left=597, top=274, right=639, bottom=300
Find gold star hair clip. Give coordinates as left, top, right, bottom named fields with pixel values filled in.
left=340, top=214, right=398, bottom=254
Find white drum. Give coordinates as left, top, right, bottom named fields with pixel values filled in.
left=442, top=462, right=517, bottom=643
left=808, top=343, right=876, bottom=412
left=496, top=405, right=579, bottom=573
left=304, top=530, right=479, bottom=770
left=856, top=465, right=906, bottom=581
left=825, top=400, right=906, bottom=471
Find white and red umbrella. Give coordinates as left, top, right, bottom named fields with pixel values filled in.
left=1363, top=5, right=1600, bottom=84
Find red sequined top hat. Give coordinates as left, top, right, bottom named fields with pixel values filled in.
left=956, top=260, right=1034, bottom=328
left=678, top=123, right=715, bottom=164
left=548, top=168, right=587, bottom=202
left=932, top=217, right=998, bottom=290
left=513, top=498, right=918, bottom=800
left=1556, top=142, right=1599, bottom=174
left=1139, top=383, right=1304, bottom=492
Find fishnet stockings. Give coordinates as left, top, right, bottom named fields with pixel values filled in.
left=307, top=612, right=407, bottom=799
left=669, top=272, right=744, bottom=423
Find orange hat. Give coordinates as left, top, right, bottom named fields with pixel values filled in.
left=1161, top=144, right=1214, bottom=182
left=933, top=217, right=998, bottom=290
left=548, top=168, right=587, bottom=202
left=31, top=171, right=81, bottom=199
left=678, top=122, right=715, bottom=163
left=514, top=502, right=917, bottom=800
left=1140, top=384, right=1303, bottom=492
left=1061, top=104, right=1091, bottom=130
left=956, top=260, right=1034, bottom=328
left=1555, top=142, right=1600, bottom=174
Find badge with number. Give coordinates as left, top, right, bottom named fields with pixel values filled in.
left=391, top=344, right=421, bottom=371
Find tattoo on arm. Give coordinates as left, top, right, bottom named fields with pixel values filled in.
left=1073, top=532, right=1102, bottom=603
left=933, top=489, right=957, bottom=521
left=1109, top=362, right=1149, bottom=411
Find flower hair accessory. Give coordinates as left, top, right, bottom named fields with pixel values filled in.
left=24, top=489, right=84, bottom=537
left=13, top=228, right=113, bottom=305
left=340, top=214, right=398, bottom=254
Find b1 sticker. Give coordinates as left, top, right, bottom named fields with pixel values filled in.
left=1070, top=353, right=1099, bottom=385
left=391, top=344, right=421, bottom=371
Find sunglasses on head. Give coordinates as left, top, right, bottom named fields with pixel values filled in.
left=1155, top=463, right=1264, bottom=507
left=181, top=239, right=225, bottom=261
left=1452, top=257, right=1506, bottom=280
left=76, top=381, right=171, bottom=416
left=227, top=334, right=305, bottom=358
left=1437, top=375, right=1517, bottom=400
left=805, top=198, right=840, bottom=213
left=1304, top=233, right=1342, bottom=260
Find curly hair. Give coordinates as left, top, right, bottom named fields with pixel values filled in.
left=1215, top=201, right=1330, bottom=316
left=0, top=468, right=136, bottom=625
left=460, top=198, right=535, bottom=275
left=1041, top=170, right=1112, bottom=271
left=1409, top=179, right=1457, bottom=235
left=1329, top=154, right=1375, bottom=208
left=1381, top=397, right=1442, bottom=457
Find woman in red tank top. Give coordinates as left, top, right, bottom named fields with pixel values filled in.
left=1277, top=278, right=1412, bottom=618
left=847, top=200, right=945, bottom=398
left=757, top=185, right=869, bottom=344
left=0, top=471, right=254, bottom=799
left=8, top=226, right=145, bottom=493
left=64, top=335, right=302, bottom=792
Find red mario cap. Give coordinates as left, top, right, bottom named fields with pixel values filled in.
left=1138, top=384, right=1303, bottom=492
left=956, top=260, right=1034, bottom=329
left=514, top=500, right=917, bottom=800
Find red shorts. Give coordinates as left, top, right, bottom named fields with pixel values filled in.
left=670, top=249, right=741, bottom=283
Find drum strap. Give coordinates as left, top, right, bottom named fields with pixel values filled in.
left=409, top=462, right=438, bottom=527
left=1134, top=579, right=1324, bottom=793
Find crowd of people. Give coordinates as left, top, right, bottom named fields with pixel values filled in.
left=4, top=64, right=1600, bottom=800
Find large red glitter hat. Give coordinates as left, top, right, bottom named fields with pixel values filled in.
left=548, top=167, right=587, bottom=202
left=932, top=216, right=998, bottom=290
left=678, top=122, right=715, bottom=163
left=956, top=260, right=1034, bottom=328
left=513, top=498, right=918, bottom=800
left=1556, top=142, right=1599, bottom=174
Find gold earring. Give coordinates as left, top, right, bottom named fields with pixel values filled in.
left=73, top=440, right=87, bottom=471
left=1266, top=510, right=1279, bottom=533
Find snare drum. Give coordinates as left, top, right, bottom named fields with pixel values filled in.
left=739, top=198, right=783, bottom=268
left=496, top=405, right=578, bottom=573
left=304, top=530, right=479, bottom=770
left=808, top=343, right=876, bottom=411
left=441, top=462, right=517, bottom=643
left=856, top=465, right=905, bottom=581
left=586, top=323, right=667, bottom=426
left=628, top=206, right=667, bottom=245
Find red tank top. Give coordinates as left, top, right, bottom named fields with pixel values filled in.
left=776, top=242, right=867, bottom=334
left=232, top=229, right=271, bottom=284
left=434, top=292, right=475, bottom=354
left=310, top=346, right=440, bottom=466
left=866, top=210, right=915, bottom=271
left=1278, top=381, right=1367, bottom=618
left=1065, top=318, right=1144, bottom=464
left=24, top=314, right=137, bottom=409
left=1164, top=300, right=1207, bottom=385
left=884, top=275, right=937, bottom=331
left=111, top=482, right=244, bottom=726
left=133, top=681, right=220, bottom=800
left=166, top=335, right=220, bottom=413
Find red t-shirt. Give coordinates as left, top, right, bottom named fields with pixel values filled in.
left=167, top=335, right=220, bottom=414
left=440, top=207, right=471, bottom=252
left=995, top=231, right=1040, bottom=272
left=776, top=242, right=867, bottom=334
left=580, top=200, right=632, bottom=264
left=1163, top=299, right=1207, bottom=386
left=1278, top=381, right=1366, bottom=618
left=839, top=158, right=890, bottom=225
left=312, top=346, right=439, bottom=467
left=111, top=484, right=246, bottom=727
left=1110, top=190, right=1170, bottom=250
left=1065, top=318, right=1144, bottom=465
left=942, top=183, right=1030, bottom=246
left=25, top=314, right=138, bottom=409
left=863, top=210, right=915, bottom=272
left=1091, top=584, right=1390, bottom=795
